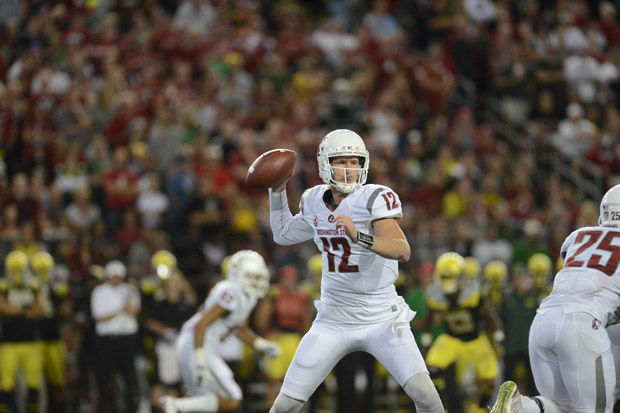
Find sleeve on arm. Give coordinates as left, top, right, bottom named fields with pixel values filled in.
left=369, top=186, right=403, bottom=220
left=132, top=287, right=141, bottom=311
left=560, top=230, right=578, bottom=259
left=90, top=290, right=108, bottom=318
left=269, top=189, right=314, bottom=245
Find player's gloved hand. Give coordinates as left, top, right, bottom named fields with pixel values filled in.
left=254, top=337, right=281, bottom=358
left=492, top=329, right=505, bottom=343
left=193, top=347, right=212, bottom=386
left=491, top=330, right=506, bottom=357
left=420, top=332, right=433, bottom=348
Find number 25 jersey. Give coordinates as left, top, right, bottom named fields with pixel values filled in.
left=539, top=225, right=620, bottom=323
left=300, top=184, right=403, bottom=307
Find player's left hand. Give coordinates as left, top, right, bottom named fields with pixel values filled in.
left=254, top=337, right=281, bottom=358
left=194, top=363, right=214, bottom=387
left=334, top=215, right=357, bottom=239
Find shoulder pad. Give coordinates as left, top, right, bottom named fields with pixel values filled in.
left=0, top=278, right=9, bottom=292
left=425, top=284, right=449, bottom=311
left=140, top=278, right=160, bottom=295
left=458, top=290, right=481, bottom=307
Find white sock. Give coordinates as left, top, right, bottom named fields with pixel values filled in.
left=535, top=396, right=562, bottom=413
left=174, top=393, right=218, bottom=412
left=269, top=393, right=305, bottom=413
left=520, top=395, right=561, bottom=413
left=520, top=395, right=540, bottom=413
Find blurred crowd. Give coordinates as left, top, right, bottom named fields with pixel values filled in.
left=1, top=0, right=620, bottom=411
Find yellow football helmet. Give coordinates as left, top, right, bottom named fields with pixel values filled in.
left=31, top=251, right=54, bottom=281
left=484, top=260, right=508, bottom=283
left=435, top=252, right=464, bottom=294
left=5, top=250, right=29, bottom=285
left=528, top=253, right=552, bottom=289
left=463, top=257, right=481, bottom=280
left=151, top=250, right=177, bottom=280
left=528, top=253, right=551, bottom=277
left=307, top=254, right=323, bottom=280
left=220, top=255, right=232, bottom=277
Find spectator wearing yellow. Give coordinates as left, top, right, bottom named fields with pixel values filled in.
left=0, top=250, right=45, bottom=413
left=527, top=253, right=553, bottom=300
left=442, top=177, right=474, bottom=220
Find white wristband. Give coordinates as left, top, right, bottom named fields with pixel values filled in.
left=195, top=347, right=206, bottom=365
left=253, top=337, right=269, bottom=351
left=493, top=330, right=505, bottom=343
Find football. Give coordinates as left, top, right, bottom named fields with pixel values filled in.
left=245, top=149, right=296, bottom=189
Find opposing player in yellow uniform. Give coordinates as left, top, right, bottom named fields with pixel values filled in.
left=0, top=250, right=45, bottom=413
left=31, top=251, right=70, bottom=412
left=483, top=260, right=509, bottom=309
left=425, top=252, right=504, bottom=413
left=527, top=253, right=553, bottom=300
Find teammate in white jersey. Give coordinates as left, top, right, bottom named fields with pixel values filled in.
left=268, top=129, right=444, bottom=413
left=491, top=184, right=620, bottom=413
left=160, top=250, right=281, bottom=413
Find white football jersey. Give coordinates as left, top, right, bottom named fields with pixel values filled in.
left=300, top=184, right=403, bottom=307
left=180, top=280, right=257, bottom=350
left=539, top=225, right=620, bottom=323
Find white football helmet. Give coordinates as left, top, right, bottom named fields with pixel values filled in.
left=599, top=184, right=620, bottom=227
left=227, top=250, right=270, bottom=298
left=317, top=129, right=369, bottom=193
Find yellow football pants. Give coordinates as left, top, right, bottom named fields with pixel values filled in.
left=0, top=342, right=44, bottom=390
left=43, top=340, right=67, bottom=387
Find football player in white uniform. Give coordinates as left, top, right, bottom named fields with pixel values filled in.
left=160, top=250, right=281, bottom=413
left=607, top=314, right=620, bottom=409
left=268, top=129, right=444, bottom=413
left=491, top=184, right=620, bottom=413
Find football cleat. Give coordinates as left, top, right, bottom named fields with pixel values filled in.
left=490, top=381, right=522, bottom=413
left=160, top=395, right=177, bottom=413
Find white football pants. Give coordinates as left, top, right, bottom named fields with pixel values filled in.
left=176, top=332, right=242, bottom=400
left=279, top=303, right=428, bottom=401
left=529, top=307, right=615, bottom=413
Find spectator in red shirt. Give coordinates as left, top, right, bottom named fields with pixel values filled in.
left=115, top=209, right=145, bottom=259
left=597, top=2, right=620, bottom=48
left=102, top=145, right=138, bottom=233
left=5, top=172, right=40, bottom=223
left=414, top=42, right=455, bottom=114
left=104, top=90, right=146, bottom=148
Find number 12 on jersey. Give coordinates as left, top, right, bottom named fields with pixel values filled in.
left=320, top=237, right=359, bottom=273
